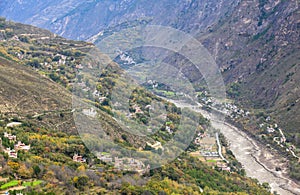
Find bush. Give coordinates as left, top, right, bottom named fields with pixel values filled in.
left=27, top=59, right=41, bottom=68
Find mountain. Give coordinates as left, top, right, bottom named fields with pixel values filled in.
left=0, top=0, right=299, bottom=192
left=0, top=17, right=157, bottom=147
left=0, top=19, right=273, bottom=194
left=68, top=0, right=300, bottom=150
left=198, top=0, right=300, bottom=145
left=1, top=1, right=299, bottom=135
left=0, top=0, right=239, bottom=40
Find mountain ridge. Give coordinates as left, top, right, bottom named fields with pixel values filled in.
left=0, top=0, right=239, bottom=40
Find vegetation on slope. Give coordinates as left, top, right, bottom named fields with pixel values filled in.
left=0, top=18, right=273, bottom=194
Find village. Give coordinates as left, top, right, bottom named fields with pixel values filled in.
left=0, top=122, right=31, bottom=159
left=0, top=123, right=38, bottom=194
left=190, top=131, right=231, bottom=172
left=97, top=152, right=150, bottom=175
left=199, top=91, right=300, bottom=161
left=71, top=145, right=151, bottom=175
left=71, top=147, right=151, bottom=175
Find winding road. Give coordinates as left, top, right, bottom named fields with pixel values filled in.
left=215, top=132, right=229, bottom=163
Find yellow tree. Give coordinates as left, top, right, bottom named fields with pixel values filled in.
left=7, top=161, right=20, bottom=172
left=18, top=164, right=33, bottom=179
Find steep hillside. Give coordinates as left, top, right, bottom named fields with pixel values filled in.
left=198, top=0, right=300, bottom=145
left=0, top=56, right=70, bottom=119
left=0, top=0, right=239, bottom=40
left=0, top=18, right=152, bottom=146
left=2, top=0, right=297, bottom=118
left=3, top=0, right=296, bottom=131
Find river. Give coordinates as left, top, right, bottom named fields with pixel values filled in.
left=165, top=98, right=300, bottom=195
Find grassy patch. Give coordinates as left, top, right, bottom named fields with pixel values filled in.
left=22, top=180, right=42, bottom=187
left=0, top=180, right=19, bottom=190
left=0, top=180, right=42, bottom=190
left=206, top=159, right=217, bottom=163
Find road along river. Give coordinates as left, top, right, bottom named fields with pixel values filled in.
left=165, top=99, right=300, bottom=195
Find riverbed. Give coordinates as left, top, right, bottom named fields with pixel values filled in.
left=167, top=99, right=300, bottom=195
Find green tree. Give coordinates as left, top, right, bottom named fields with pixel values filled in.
left=32, top=165, right=41, bottom=178
left=74, top=175, right=89, bottom=190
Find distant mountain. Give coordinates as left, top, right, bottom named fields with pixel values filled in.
left=0, top=0, right=239, bottom=40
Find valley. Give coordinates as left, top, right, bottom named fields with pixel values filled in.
left=166, top=98, right=300, bottom=195
left=0, top=19, right=275, bottom=194
left=0, top=0, right=299, bottom=194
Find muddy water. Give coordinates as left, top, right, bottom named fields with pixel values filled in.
left=168, top=99, right=300, bottom=195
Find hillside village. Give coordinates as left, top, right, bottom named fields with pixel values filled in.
left=98, top=153, right=150, bottom=175
left=0, top=123, right=30, bottom=159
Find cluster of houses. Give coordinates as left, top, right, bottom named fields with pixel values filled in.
left=125, top=104, right=154, bottom=120
left=195, top=133, right=216, bottom=153
left=147, top=80, right=159, bottom=89
left=132, top=104, right=144, bottom=114
left=200, top=97, right=213, bottom=105
left=259, top=117, right=285, bottom=141
left=259, top=117, right=299, bottom=159
left=115, top=49, right=136, bottom=66
left=119, top=53, right=136, bottom=65
left=114, top=157, right=150, bottom=174
left=194, top=132, right=207, bottom=145
left=43, top=53, right=68, bottom=70
left=72, top=153, right=87, bottom=163
left=93, top=90, right=107, bottom=103
left=97, top=153, right=150, bottom=174
left=192, top=132, right=231, bottom=172
left=213, top=102, right=250, bottom=119
left=223, top=99, right=298, bottom=159
left=74, top=153, right=152, bottom=171
left=199, top=91, right=250, bottom=119
left=165, top=126, right=173, bottom=134
left=201, top=91, right=299, bottom=161
left=0, top=132, right=30, bottom=159
left=216, top=162, right=231, bottom=172
left=194, top=132, right=219, bottom=157
left=146, top=141, right=163, bottom=150
left=204, top=91, right=299, bottom=160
